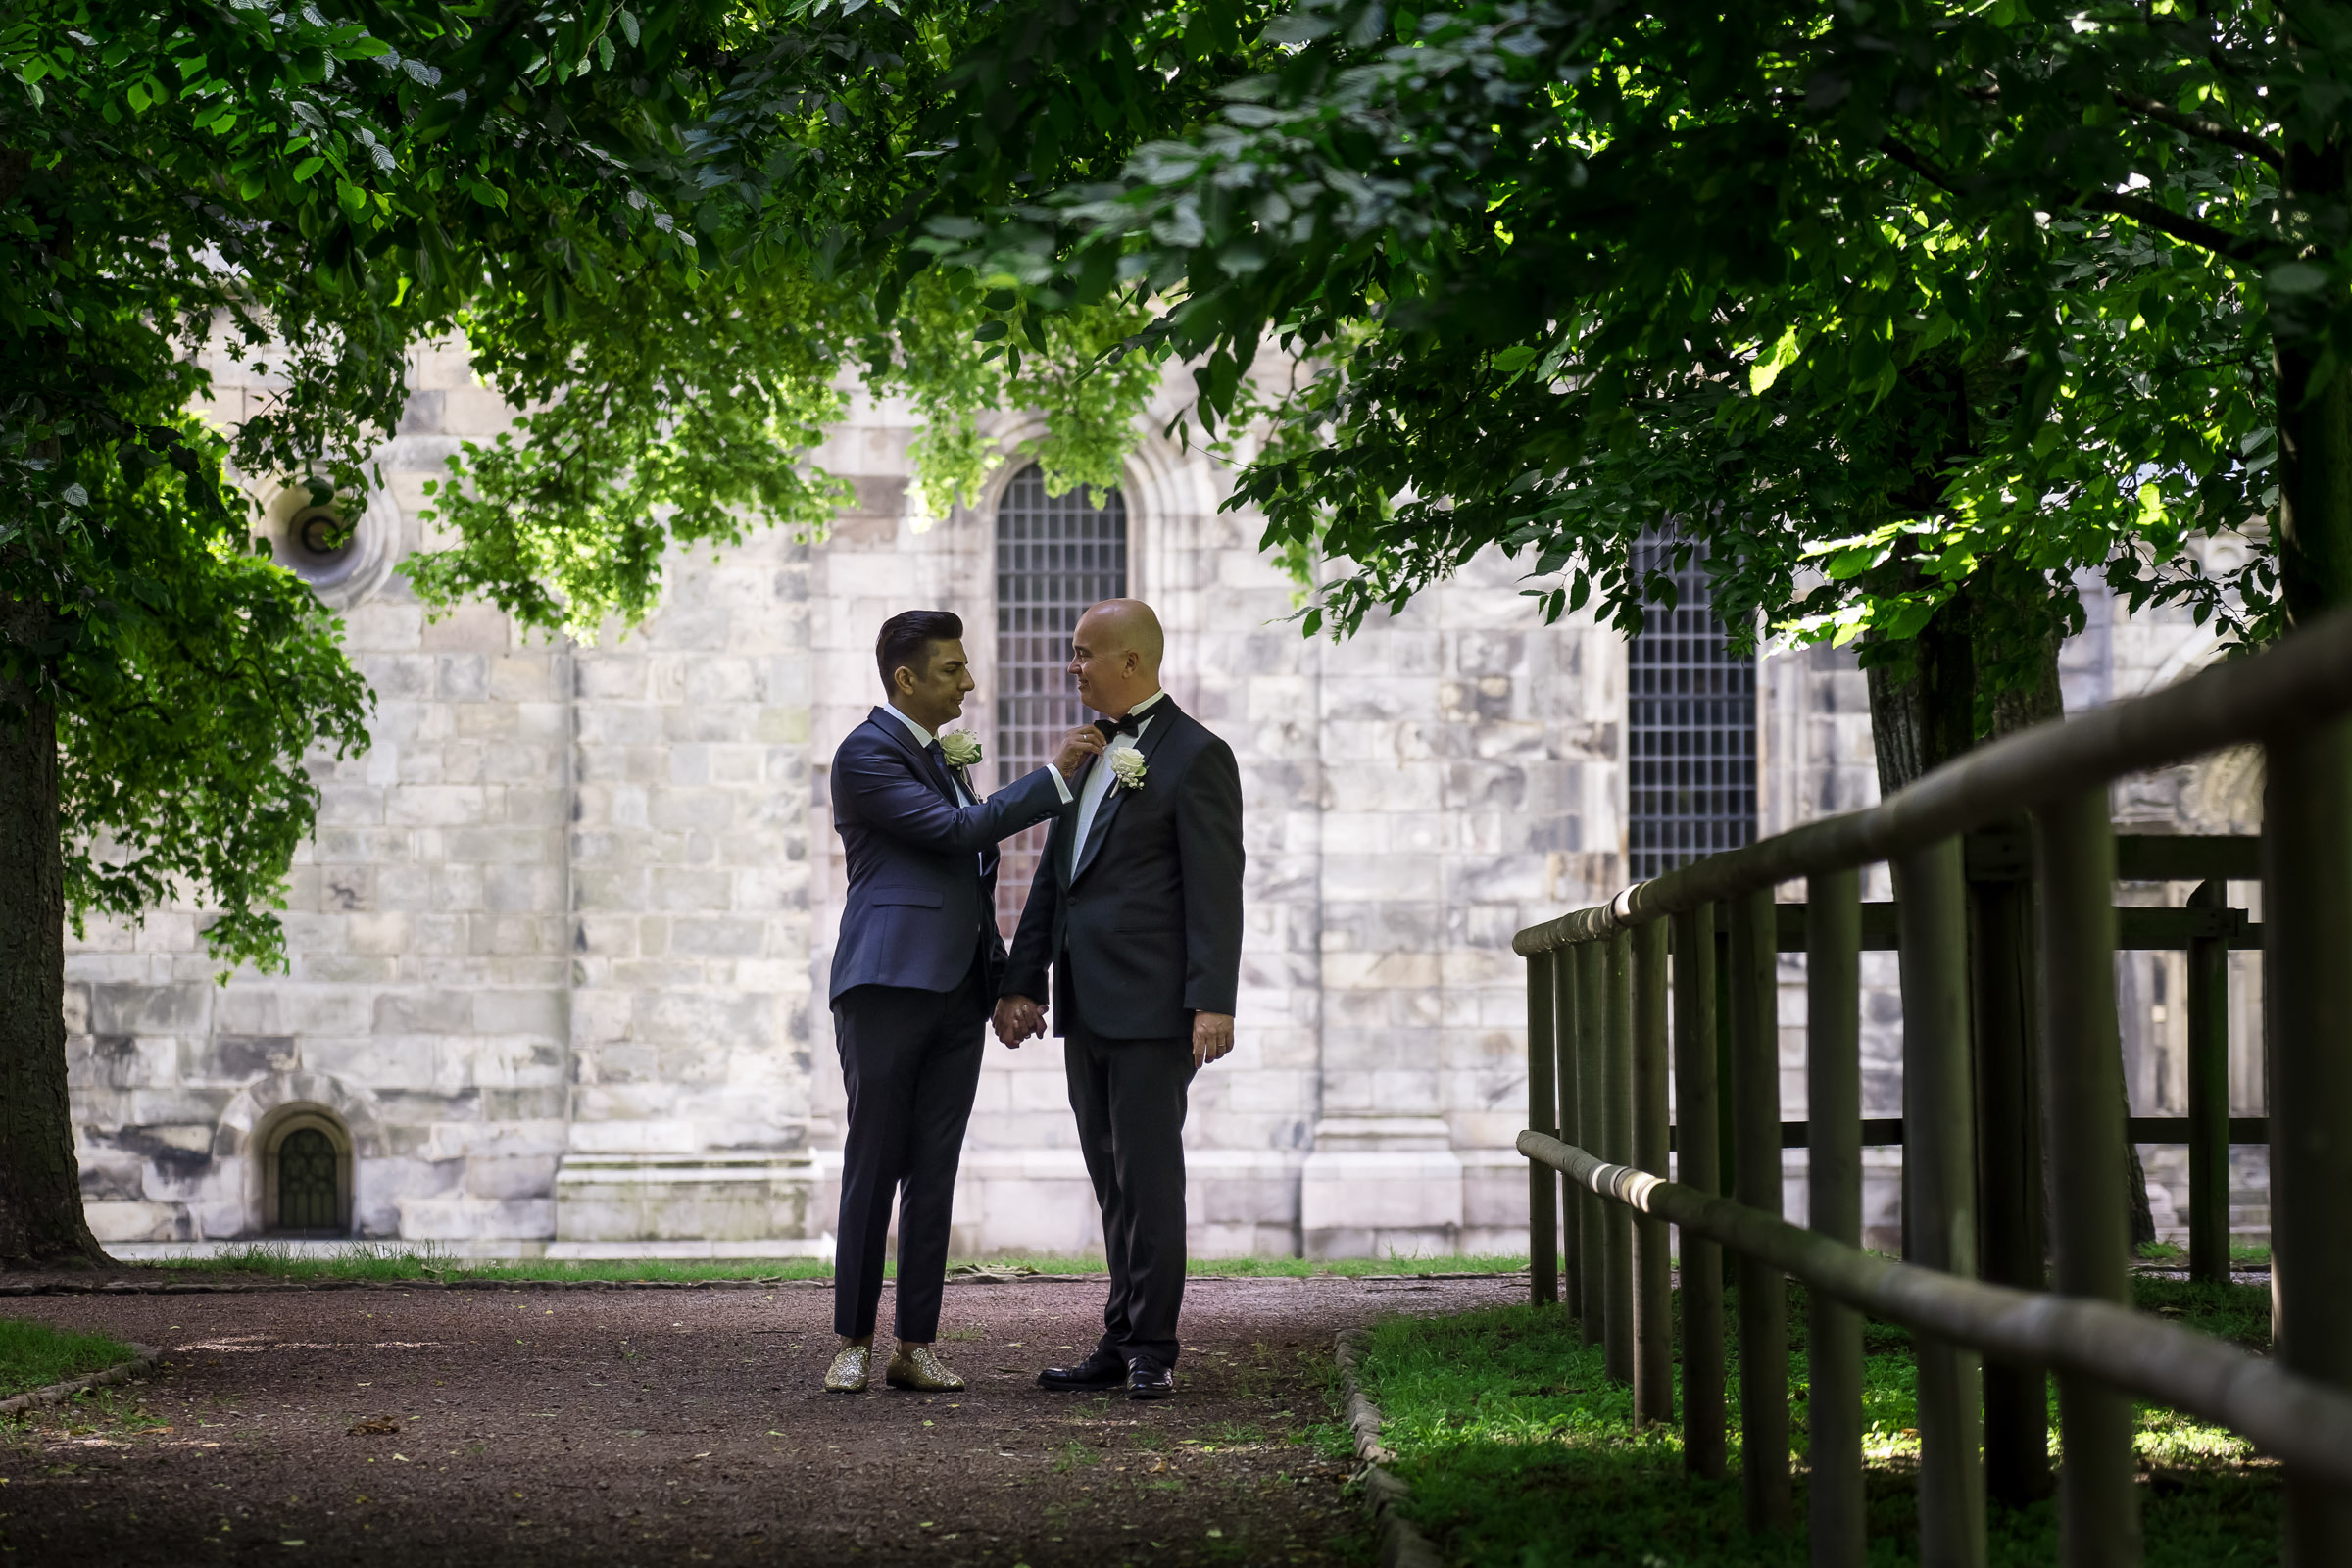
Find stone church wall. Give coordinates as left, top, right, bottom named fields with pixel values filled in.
left=64, top=335, right=2259, bottom=1260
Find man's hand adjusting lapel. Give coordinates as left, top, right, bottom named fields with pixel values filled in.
left=1054, top=727, right=1106, bottom=777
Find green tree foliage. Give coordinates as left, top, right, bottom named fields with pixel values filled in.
left=931, top=0, right=2341, bottom=708
left=0, top=0, right=1267, bottom=1255
left=409, top=1, right=1270, bottom=636
left=0, top=0, right=743, bottom=1257
left=4, top=0, right=721, bottom=964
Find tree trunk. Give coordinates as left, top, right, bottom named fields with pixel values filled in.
left=2275, top=332, right=2352, bottom=626
left=2265, top=124, right=2352, bottom=1562
left=1864, top=579, right=2155, bottom=1246
left=0, top=616, right=104, bottom=1266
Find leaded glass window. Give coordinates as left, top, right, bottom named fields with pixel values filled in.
left=1627, top=537, right=1757, bottom=881
left=994, top=465, right=1128, bottom=934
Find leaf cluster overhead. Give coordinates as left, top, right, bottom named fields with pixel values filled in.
left=928, top=0, right=2340, bottom=677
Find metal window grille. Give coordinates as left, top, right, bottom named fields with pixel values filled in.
left=994, top=465, right=1128, bottom=934
left=276, top=1127, right=340, bottom=1234
left=1627, top=537, right=1757, bottom=882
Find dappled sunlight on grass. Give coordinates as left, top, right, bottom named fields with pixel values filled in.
left=2136, top=1405, right=2259, bottom=1468
left=1351, top=1277, right=2283, bottom=1566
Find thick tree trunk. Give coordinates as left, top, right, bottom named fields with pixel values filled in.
left=1865, top=578, right=2154, bottom=1509
left=2266, top=126, right=2352, bottom=1560
left=2275, top=333, right=2352, bottom=624
left=1864, top=580, right=2155, bottom=1247
left=0, top=618, right=104, bottom=1265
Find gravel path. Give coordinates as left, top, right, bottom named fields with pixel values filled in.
left=0, top=1272, right=1521, bottom=1566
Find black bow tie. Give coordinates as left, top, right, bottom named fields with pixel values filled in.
left=1095, top=712, right=1144, bottom=739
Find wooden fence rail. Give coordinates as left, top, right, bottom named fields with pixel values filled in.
left=1514, top=607, right=2352, bottom=1567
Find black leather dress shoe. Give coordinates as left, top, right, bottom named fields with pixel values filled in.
left=1126, top=1360, right=1175, bottom=1400
left=1038, top=1348, right=1127, bottom=1391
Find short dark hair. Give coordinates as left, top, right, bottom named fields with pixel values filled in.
left=876, top=610, right=964, bottom=691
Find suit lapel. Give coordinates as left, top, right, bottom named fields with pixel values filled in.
left=1057, top=754, right=1097, bottom=886
left=1072, top=702, right=1181, bottom=885
left=869, top=706, right=957, bottom=806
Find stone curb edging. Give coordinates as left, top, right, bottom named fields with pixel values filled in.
left=0, top=1269, right=1529, bottom=1297
left=1332, top=1329, right=1444, bottom=1568
left=0, top=1343, right=160, bottom=1417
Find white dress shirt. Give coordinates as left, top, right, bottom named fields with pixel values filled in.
left=1072, top=688, right=1165, bottom=865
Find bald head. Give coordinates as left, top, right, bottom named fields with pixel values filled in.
left=1068, top=598, right=1165, bottom=718
left=1078, top=599, right=1163, bottom=669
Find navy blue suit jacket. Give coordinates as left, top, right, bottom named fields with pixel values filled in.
left=827, top=708, right=1065, bottom=1004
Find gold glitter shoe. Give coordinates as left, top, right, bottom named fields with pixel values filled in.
left=823, top=1344, right=871, bottom=1393
left=884, top=1345, right=966, bottom=1392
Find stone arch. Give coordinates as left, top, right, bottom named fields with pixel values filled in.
left=257, top=1106, right=354, bottom=1235
left=211, top=1073, right=388, bottom=1239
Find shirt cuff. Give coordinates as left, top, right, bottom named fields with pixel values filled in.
left=1042, top=764, right=1074, bottom=805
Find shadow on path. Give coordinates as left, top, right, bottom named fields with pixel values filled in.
left=0, top=1272, right=1520, bottom=1566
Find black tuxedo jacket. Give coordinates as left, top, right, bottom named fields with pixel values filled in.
left=828, top=708, right=1064, bottom=1004
left=1002, top=696, right=1245, bottom=1039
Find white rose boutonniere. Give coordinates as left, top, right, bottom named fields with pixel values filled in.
left=1106, top=746, right=1148, bottom=792
left=938, top=729, right=984, bottom=767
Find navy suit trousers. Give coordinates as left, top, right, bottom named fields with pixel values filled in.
left=832, top=953, right=987, bottom=1341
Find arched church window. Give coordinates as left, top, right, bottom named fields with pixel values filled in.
left=994, top=464, right=1128, bottom=934
left=1627, top=535, right=1756, bottom=881
left=261, top=1109, right=353, bottom=1236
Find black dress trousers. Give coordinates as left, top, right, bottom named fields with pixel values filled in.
left=1063, top=1014, right=1198, bottom=1372
left=831, top=952, right=987, bottom=1342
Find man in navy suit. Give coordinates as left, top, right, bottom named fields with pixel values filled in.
left=995, top=599, right=1246, bottom=1400
left=823, top=610, right=1103, bottom=1395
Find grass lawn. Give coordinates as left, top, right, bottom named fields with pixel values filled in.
left=120, top=1243, right=1529, bottom=1286
left=2136, top=1240, right=2272, bottom=1269
left=0, top=1318, right=136, bottom=1399
left=1342, top=1277, right=2280, bottom=1566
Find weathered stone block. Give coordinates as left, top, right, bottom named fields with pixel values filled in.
left=89, top=983, right=211, bottom=1036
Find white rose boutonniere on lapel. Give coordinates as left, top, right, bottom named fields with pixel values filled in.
left=938, top=730, right=984, bottom=767
left=1106, top=745, right=1148, bottom=792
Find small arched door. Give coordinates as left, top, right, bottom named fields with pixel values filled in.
left=263, top=1112, right=353, bottom=1236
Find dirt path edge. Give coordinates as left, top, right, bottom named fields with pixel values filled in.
left=1333, top=1328, right=1445, bottom=1568
left=0, top=1342, right=159, bottom=1416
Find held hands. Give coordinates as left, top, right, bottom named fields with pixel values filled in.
left=1053, top=725, right=1107, bottom=778
left=994, top=994, right=1047, bottom=1049
left=1192, top=1011, right=1234, bottom=1069
left=992, top=996, right=1234, bottom=1064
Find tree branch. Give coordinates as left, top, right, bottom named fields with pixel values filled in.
left=1880, top=135, right=1965, bottom=196
left=2072, top=190, right=2268, bottom=262
left=2111, top=89, right=2283, bottom=172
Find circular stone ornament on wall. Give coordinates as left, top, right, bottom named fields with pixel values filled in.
left=257, top=478, right=400, bottom=608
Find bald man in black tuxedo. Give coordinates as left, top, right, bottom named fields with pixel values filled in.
left=996, top=598, right=1246, bottom=1400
